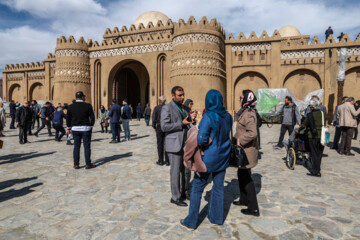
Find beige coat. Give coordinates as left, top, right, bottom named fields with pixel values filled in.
left=0, top=108, right=6, bottom=128
left=183, top=126, right=208, bottom=176
left=234, top=109, right=258, bottom=169
left=337, top=102, right=360, bottom=127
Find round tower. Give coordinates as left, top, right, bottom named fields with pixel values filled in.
left=171, top=16, right=226, bottom=110
left=53, top=36, right=91, bottom=104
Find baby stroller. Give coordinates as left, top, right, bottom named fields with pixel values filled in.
left=283, top=128, right=313, bottom=170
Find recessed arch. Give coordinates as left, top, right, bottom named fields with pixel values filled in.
left=108, top=59, right=150, bottom=114
left=9, top=83, right=22, bottom=102
left=344, top=66, right=360, bottom=99
left=29, top=82, right=45, bottom=101
left=283, top=69, right=322, bottom=100
left=234, top=71, right=269, bottom=111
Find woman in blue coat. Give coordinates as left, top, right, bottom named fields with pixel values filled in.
left=181, top=89, right=233, bottom=230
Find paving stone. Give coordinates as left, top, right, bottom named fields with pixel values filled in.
left=298, top=206, right=326, bottom=216
left=279, top=229, right=311, bottom=240
left=327, top=216, right=352, bottom=224
left=249, top=218, right=289, bottom=235
left=194, top=227, right=219, bottom=240
left=143, top=221, right=171, bottom=235
left=348, top=226, right=360, bottom=236
left=303, top=217, right=343, bottom=239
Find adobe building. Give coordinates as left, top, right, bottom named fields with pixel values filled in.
left=2, top=11, right=360, bottom=119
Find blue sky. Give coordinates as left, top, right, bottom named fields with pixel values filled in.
left=1, top=0, right=360, bottom=78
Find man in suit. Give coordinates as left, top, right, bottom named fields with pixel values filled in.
left=331, top=96, right=348, bottom=150
left=108, top=99, right=122, bottom=143
left=161, top=86, right=192, bottom=207
left=66, top=91, right=96, bottom=169
left=152, top=96, right=169, bottom=166
left=15, top=101, right=33, bottom=144
left=9, top=100, right=20, bottom=129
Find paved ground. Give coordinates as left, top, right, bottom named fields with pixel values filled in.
left=0, top=120, right=360, bottom=240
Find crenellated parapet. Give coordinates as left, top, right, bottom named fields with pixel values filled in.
left=4, top=62, right=45, bottom=72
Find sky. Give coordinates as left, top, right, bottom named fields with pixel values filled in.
left=0, top=0, right=360, bottom=78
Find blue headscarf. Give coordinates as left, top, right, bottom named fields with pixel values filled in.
left=205, top=90, right=228, bottom=142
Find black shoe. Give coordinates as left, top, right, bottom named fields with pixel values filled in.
left=49, top=134, right=53, bottom=136
left=307, top=172, right=321, bottom=177
left=28, top=133, right=32, bottom=136
left=233, top=200, right=248, bottom=206
left=101, top=130, right=104, bottom=133
left=34, top=133, right=39, bottom=137
left=241, top=209, right=260, bottom=217
left=156, top=161, right=164, bottom=166
left=19, top=141, right=24, bottom=144
left=24, top=140, right=30, bottom=143
left=180, top=193, right=190, bottom=201
left=180, top=219, right=195, bottom=231
left=170, top=199, right=188, bottom=207
left=67, top=141, right=73, bottom=145
left=165, top=161, right=170, bottom=166
left=330, top=146, right=338, bottom=150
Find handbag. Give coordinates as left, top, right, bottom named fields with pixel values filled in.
left=320, top=111, right=329, bottom=146
left=230, top=129, right=249, bottom=168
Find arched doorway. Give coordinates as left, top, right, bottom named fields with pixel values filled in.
left=9, top=84, right=22, bottom=102
left=109, top=61, right=150, bottom=116
left=234, top=72, right=269, bottom=111
left=284, top=69, right=321, bottom=100
left=344, top=67, right=360, bottom=98
left=29, top=82, right=45, bottom=101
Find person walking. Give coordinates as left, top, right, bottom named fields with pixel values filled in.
left=15, top=101, right=33, bottom=144
left=66, top=91, right=96, bottom=169
left=108, top=99, right=122, bottom=143
left=161, top=86, right=191, bottom=207
left=34, top=102, right=53, bottom=137
left=52, top=107, right=67, bottom=142
left=144, top=104, right=151, bottom=126
left=98, top=105, right=109, bottom=133
left=337, top=97, right=360, bottom=156
left=297, top=99, right=325, bottom=177
left=30, top=100, right=41, bottom=130
left=152, top=96, right=169, bottom=166
left=181, top=89, right=233, bottom=230
left=136, top=103, right=142, bottom=121
left=274, top=96, right=301, bottom=149
left=121, top=99, right=132, bottom=141
left=0, top=102, right=6, bottom=137
left=9, top=100, right=19, bottom=129
left=233, top=90, right=260, bottom=217
left=331, top=96, right=348, bottom=150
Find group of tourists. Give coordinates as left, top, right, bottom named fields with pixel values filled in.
left=3, top=85, right=360, bottom=230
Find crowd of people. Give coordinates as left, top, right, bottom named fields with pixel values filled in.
left=2, top=86, right=360, bottom=230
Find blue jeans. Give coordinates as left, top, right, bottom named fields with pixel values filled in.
left=136, top=112, right=141, bottom=121
left=111, top=122, right=120, bottom=141
left=122, top=119, right=130, bottom=140
left=183, top=170, right=226, bottom=229
left=145, top=115, right=150, bottom=126
left=72, top=130, right=92, bottom=166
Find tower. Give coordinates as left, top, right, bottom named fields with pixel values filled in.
left=53, top=36, right=91, bottom=104
left=171, top=17, right=226, bottom=109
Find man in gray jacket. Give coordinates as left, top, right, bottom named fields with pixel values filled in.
left=161, top=86, right=192, bottom=207
left=274, top=96, right=301, bottom=149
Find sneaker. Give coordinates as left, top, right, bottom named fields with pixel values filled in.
left=67, top=141, right=73, bottom=145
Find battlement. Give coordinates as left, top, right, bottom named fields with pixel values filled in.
left=56, top=36, right=92, bottom=51
left=90, top=31, right=172, bottom=51
left=103, top=19, right=174, bottom=39
left=173, top=16, right=225, bottom=39
left=3, top=61, right=45, bottom=72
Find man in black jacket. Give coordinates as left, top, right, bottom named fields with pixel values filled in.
left=15, top=101, right=33, bottom=144
left=152, top=96, right=169, bottom=166
left=66, top=91, right=96, bottom=169
left=34, top=102, right=53, bottom=137
left=9, top=100, right=20, bottom=129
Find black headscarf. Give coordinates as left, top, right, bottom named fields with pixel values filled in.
left=183, top=99, right=193, bottom=112
left=242, top=90, right=257, bottom=109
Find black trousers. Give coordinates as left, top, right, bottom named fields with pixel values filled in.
left=10, top=114, right=15, bottom=128
left=53, top=124, right=66, bottom=140
left=238, top=168, right=259, bottom=211
left=34, top=118, right=52, bottom=135
left=354, top=119, right=359, bottom=139
left=156, top=125, right=169, bottom=164
left=32, top=116, right=40, bottom=129
left=332, top=126, right=341, bottom=149
left=308, top=138, right=324, bottom=174
left=277, top=124, right=294, bottom=147
left=19, top=122, right=32, bottom=143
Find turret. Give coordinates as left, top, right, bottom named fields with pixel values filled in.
left=53, top=36, right=91, bottom=104
left=171, top=17, right=226, bottom=110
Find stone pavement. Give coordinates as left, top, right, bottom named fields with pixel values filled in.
left=0, top=120, right=359, bottom=239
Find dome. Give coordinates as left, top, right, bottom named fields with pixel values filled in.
left=278, top=25, right=301, bottom=37
left=133, top=11, right=169, bottom=28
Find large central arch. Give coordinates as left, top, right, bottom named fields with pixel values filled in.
left=108, top=60, right=150, bottom=115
